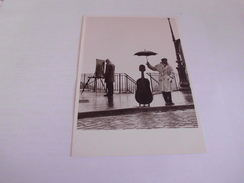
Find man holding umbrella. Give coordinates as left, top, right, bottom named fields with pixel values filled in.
left=146, top=58, right=175, bottom=105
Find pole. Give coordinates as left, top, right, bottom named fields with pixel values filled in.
left=167, top=18, right=190, bottom=89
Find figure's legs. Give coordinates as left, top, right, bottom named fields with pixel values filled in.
left=162, top=92, right=169, bottom=105
left=104, top=82, right=113, bottom=96
left=104, top=82, right=109, bottom=96
left=166, top=92, right=174, bottom=105
left=111, top=82, right=114, bottom=95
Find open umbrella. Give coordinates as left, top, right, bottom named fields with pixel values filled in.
left=134, top=50, right=157, bottom=62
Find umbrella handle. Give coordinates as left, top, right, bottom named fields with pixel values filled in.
left=145, top=49, right=148, bottom=62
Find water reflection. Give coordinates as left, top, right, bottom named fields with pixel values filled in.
left=79, top=90, right=194, bottom=112
left=107, top=96, right=114, bottom=108
left=181, top=90, right=193, bottom=103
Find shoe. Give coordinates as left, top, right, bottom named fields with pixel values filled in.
left=165, top=102, right=174, bottom=106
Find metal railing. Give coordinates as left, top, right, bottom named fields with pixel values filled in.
left=114, top=73, right=136, bottom=93
left=80, top=73, right=136, bottom=94
left=80, top=72, right=181, bottom=94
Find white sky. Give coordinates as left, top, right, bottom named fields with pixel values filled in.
left=79, top=16, right=181, bottom=80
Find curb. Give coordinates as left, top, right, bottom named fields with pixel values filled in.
left=78, top=104, right=195, bottom=119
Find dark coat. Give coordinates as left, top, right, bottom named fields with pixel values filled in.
left=104, top=63, right=115, bottom=83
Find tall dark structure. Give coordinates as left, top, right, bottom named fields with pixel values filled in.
left=168, top=18, right=190, bottom=89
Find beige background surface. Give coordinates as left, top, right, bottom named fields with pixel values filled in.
left=0, top=0, right=243, bottom=182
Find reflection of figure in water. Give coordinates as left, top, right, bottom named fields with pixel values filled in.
left=104, top=59, right=115, bottom=97
left=107, top=96, right=114, bottom=108
left=146, top=58, right=175, bottom=105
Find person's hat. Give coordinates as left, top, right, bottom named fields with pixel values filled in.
left=161, top=58, right=168, bottom=63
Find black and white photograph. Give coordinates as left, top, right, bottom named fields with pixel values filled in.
left=71, top=16, right=206, bottom=156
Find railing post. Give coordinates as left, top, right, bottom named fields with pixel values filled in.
left=125, top=74, right=128, bottom=93
left=93, top=77, right=96, bottom=92
left=119, top=73, right=121, bottom=93
left=83, top=74, right=86, bottom=89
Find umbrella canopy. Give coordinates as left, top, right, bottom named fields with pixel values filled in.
left=134, top=50, right=157, bottom=62
left=134, top=50, right=157, bottom=56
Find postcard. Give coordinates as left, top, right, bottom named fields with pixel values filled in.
left=71, top=16, right=206, bottom=156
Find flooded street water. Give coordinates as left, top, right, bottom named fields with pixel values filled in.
left=77, top=108, right=198, bottom=130
left=78, top=90, right=194, bottom=112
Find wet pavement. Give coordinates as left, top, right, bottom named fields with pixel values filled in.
left=77, top=109, right=198, bottom=130
left=79, top=90, right=194, bottom=113
left=77, top=90, right=198, bottom=130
